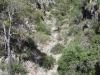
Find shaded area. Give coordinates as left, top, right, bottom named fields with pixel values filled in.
left=10, top=34, right=46, bottom=63
left=21, top=38, right=46, bottom=63
left=82, top=7, right=92, bottom=20
left=95, top=62, right=100, bottom=75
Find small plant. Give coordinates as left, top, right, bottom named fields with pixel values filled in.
left=36, top=21, right=51, bottom=35
left=0, top=47, right=4, bottom=57
left=12, top=60, right=25, bottom=75
left=85, top=3, right=93, bottom=11
left=51, top=43, right=64, bottom=54
left=46, top=3, right=55, bottom=11
left=68, top=26, right=81, bottom=36
left=39, top=55, right=55, bottom=70
left=33, top=9, right=44, bottom=23
left=0, top=62, right=7, bottom=71
left=57, top=35, right=63, bottom=41
left=64, top=37, right=68, bottom=45
left=34, top=32, right=50, bottom=44
left=51, top=9, right=61, bottom=16
left=91, top=35, right=100, bottom=45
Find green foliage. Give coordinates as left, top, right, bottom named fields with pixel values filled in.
left=39, top=55, right=55, bottom=70
left=51, top=43, right=64, bottom=54
left=0, top=62, right=7, bottom=71
left=12, top=60, right=25, bottom=74
left=33, top=9, right=44, bottom=23
left=51, top=9, right=61, bottom=16
left=90, top=35, right=100, bottom=49
left=57, top=14, right=64, bottom=21
left=85, top=3, right=93, bottom=11
left=64, top=37, right=68, bottom=45
left=58, top=42, right=96, bottom=75
left=68, top=26, right=81, bottom=36
left=0, top=0, right=100, bottom=75
left=34, top=32, right=50, bottom=44
left=26, top=48, right=33, bottom=55
left=5, top=19, right=12, bottom=26
left=36, top=21, right=51, bottom=35
left=57, top=35, right=63, bottom=41
left=58, top=42, right=82, bottom=75
left=46, top=3, right=55, bottom=11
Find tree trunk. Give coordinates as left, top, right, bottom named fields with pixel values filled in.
left=3, top=18, right=12, bottom=75
left=7, top=12, right=12, bottom=75
left=7, top=40, right=12, bottom=75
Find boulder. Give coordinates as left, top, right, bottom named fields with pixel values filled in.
left=51, top=26, right=60, bottom=32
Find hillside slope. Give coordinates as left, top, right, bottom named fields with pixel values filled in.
left=0, top=0, right=100, bottom=75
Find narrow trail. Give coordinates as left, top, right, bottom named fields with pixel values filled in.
left=41, top=27, right=60, bottom=75
left=42, top=32, right=58, bottom=55
left=38, top=22, right=74, bottom=75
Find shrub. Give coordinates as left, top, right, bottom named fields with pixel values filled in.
left=57, top=35, right=63, bottom=41
left=36, top=21, right=51, bottom=35
left=58, top=42, right=82, bottom=75
left=12, top=60, right=25, bottom=75
left=0, top=62, right=7, bottom=70
left=56, top=14, right=64, bottom=21
left=51, top=9, right=60, bottom=16
left=34, top=32, right=50, bottom=44
left=51, top=43, right=64, bottom=54
left=64, top=37, right=68, bottom=45
left=58, top=42, right=96, bottom=75
left=33, top=9, right=44, bottom=23
left=39, top=55, right=55, bottom=70
left=90, top=35, right=100, bottom=46
left=85, top=3, right=93, bottom=11
left=68, top=26, right=81, bottom=36
left=46, top=3, right=55, bottom=11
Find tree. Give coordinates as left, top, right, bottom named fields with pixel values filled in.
left=1, top=0, right=25, bottom=75
left=1, top=0, right=13, bottom=74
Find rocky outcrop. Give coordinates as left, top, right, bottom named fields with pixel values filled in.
left=80, top=0, right=99, bottom=21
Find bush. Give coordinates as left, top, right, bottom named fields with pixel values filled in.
left=12, top=60, right=25, bottom=75
left=51, top=9, right=61, bottom=16
left=57, top=35, right=63, bottom=41
left=36, top=21, right=51, bottom=35
left=64, top=37, right=68, bottom=45
left=46, top=3, right=55, bottom=11
left=85, top=3, right=93, bottom=11
left=0, top=62, right=7, bottom=71
left=90, top=35, right=100, bottom=46
left=58, top=42, right=83, bottom=75
left=51, top=43, right=64, bottom=54
left=33, top=9, right=44, bottom=23
left=68, top=26, right=81, bottom=36
left=34, top=32, right=50, bottom=44
left=58, top=42, right=97, bottom=75
left=39, top=55, right=55, bottom=70
left=57, top=14, right=64, bottom=21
